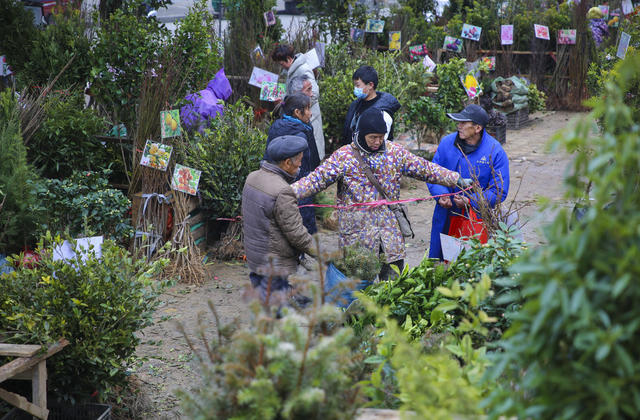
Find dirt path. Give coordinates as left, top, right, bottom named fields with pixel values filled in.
left=132, top=110, right=584, bottom=419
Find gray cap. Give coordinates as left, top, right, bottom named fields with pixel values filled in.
left=447, top=104, right=489, bottom=127
left=266, top=135, right=308, bottom=162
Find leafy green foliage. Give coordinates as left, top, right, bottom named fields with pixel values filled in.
left=0, top=235, right=169, bottom=401
left=181, top=101, right=266, bottom=219
left=333, top=244, right=383, bottom=281
left=30, top=169, right=133, bottom=243
left=435, top=57, right=467, bottom=113
left=484, top=52, right=640, bottom=420
left=0, top=0, right=38, bottom=77
left=28, top=91, right=110, bottom=178
left=400, top=96, right=453, bottom=143
left=170, top=0, right=224, bottom=96
left=179, top=302, right=366, bottom=419
left=19, top=9, right=93, bottom=89
left=300, top=0, right=361, bottom=43
left=0, top=90, right=40, bottom=253
left=360, top=225, right=523, bottom=340
left=90, top=10, right=168, bottom=129
left=526, top=82, right=547, bottom=112
left=359, top=275, right=497, bottom=419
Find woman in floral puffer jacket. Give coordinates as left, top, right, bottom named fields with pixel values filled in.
left=292, top=108, right=470, bottom=280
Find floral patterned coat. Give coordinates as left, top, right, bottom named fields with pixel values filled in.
left=291, top=142, right=460, bottom=262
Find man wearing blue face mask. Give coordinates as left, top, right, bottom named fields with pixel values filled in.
left=340, top=65, right=401, bottom=147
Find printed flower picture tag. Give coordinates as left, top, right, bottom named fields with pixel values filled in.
left=260, top=82, right=287, bottom=102
left=534, top=24, right=550, bottom=40
left=461, top=23, right=482, bottom=41
left=501, top=25, right=514, bottom=45
left=481, top=56, right=496, bottom=70
left=160, top=110, right=181, bottom=138
left=171, top=163, right=202, bottom=196
left=408, top=44, right=428, bottom=61
left=140, top=140, right=173, bottom=171
left=389, top=31, right=401, bottom=50
left=264, top=10, right=276, bottom=26
left=351, top=28, right=365, bottom=42
left=248, top=67, right=279, bottom=88
left=616, top=31, right=631, bottom=59
left=250, top=45, right=264, bottom=63
left=443, top=36, right=463, bottom=52
left=365, top=19, right=385, bottom=33
left=558, top=29, right=577, bottom=44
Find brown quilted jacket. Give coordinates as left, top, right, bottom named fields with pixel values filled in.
left=241, top=161, right=314, bottom=276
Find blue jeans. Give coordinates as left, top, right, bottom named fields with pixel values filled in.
left=249, top=272, right=292, bottom=303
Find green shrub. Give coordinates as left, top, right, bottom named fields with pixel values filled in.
left=400, top=96, right=453, bottom=144
left=28, top=91, right=110, bottom=178
left=333, top=244, right=383, bottom=281
left=179, top=302, right=367, bottom=419
left=0, top=235, right=169, bottom=401
left=484, top=52, right=640, bottom=420
left=526, top=82, right=547, bottom=112
left=0, top=89, right=40, bottom=253
left=435, top=57, right=467, bottom=113
left=30, top=169, right=133, bottom=243
left=19, top=9, right=93, bottom=89
left=0, top=0, right=38, bottom=78
left=181, top=100, right=266, bottom=219
left=90, top=10, right=168, bottom=129
left=360, top=225, right=524, bottom=340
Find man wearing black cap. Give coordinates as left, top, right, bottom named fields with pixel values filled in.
left=427, top=104, right=510, bottom=260
left=242, top=135, right=317, bottom=304
left=292, top=108, right=468, bottom=281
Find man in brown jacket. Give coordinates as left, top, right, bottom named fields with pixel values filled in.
left=242, top=135, right=316, bottom=305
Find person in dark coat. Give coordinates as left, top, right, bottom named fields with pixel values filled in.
left=265, top=93, right=320, bottom=234
left=427, top=104, right=510, bottom=260
left=242, top=135, right=316, bottom=305
left=340, top=65, right=401, bottom=146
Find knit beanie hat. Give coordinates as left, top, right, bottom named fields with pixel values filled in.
left=355, top=108, right=387, bottom=153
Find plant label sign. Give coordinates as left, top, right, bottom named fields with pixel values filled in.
left=160, top=110, right=181, bottom=138
left=350, top=28, right=365, bottom=42
left=314, top=41, right=326, bottom=67
left=260, top=81, right=286, bottom=102
left=617, top=31, right=631, bottom=59
left=248, top=66, right=279, bottom=88
left=534, top=24, right=550, bottom=40
left=264, top=10, right=276, bottom=26
left=461, top=73, right=479, bottom=99
left=0, top=56, right=11, bottom=76
left=482, top=56, right=496, bottom=70
left=443, top=36, right=463, bottom=52
left=558, top=29, right=577, bottom=44
left=52, top=236, right=104, bottom=264
left=171, top=163, right=201, bottom=196
left=440, top=233, right=470, bottom=262
left=501, top=25, right=514, bottom=45
left=461, top=23, right=482, bottom=41
left=422, top=54, right=436, bottom=72
left=365, top=19, right=385, bottom=33
left=609, top=9, right=621, bottom=26
left=141, top=140, right=173, bottom=171
left=598, top=4, right=609, bottom=19
left=622, top=0, right=633, bottom=15
left=408, top=44, right=428, bottom=61
left=389, top=31, right=401, bottom=50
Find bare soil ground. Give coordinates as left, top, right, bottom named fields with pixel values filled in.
left=132, top=111, right=584, bottom=419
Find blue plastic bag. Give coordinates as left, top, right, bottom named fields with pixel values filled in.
left=324, top=262, right=372, bottom=309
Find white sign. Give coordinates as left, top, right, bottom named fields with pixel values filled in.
left=440, top=233, right=470, bottom=262
left=248, top=67, right=279, bottom=88
left=53, top=236, right=103, bottom=263
left=617, top=32, right=631, bottom=59
left=422, top=54, right=436, bottom=72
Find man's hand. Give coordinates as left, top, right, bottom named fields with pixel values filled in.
left=300, top=254, right=319, bottom=271
left=453, top=194, right=470, bottom=208
left=439, top=196, right=453, bottom=208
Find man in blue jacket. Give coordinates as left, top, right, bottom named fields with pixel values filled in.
left=427, top=104, right=510, bottom=260
left=340, top=65, right=401, bottom=146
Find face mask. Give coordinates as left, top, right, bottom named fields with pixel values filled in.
left=353, top=87, right=368, bottom=99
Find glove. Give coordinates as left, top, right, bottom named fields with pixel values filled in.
left=456, top=177, right=473, bottom=189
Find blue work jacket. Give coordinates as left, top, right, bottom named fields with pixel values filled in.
left=426, top=130, right=510, bottom=259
